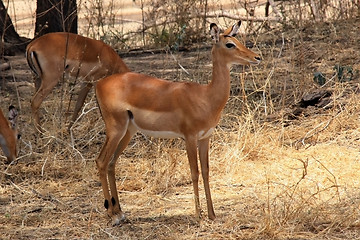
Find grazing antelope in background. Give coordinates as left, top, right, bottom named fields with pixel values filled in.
left=0, top=106, right=19, bottom=163
left=26, top=32, right=130, bottom=131
left=95, top=21, right=261, bottom=225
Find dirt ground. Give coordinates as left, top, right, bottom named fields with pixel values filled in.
left=1, top=17, right=360, bottom=239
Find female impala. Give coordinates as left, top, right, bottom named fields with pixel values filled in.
left=95, top=21, right=261, bottom=225
left=26, top=32, right=130, bottom=130
left=0, top=106, right=19, bottom=163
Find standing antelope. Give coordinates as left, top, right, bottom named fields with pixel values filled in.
left=26, top=32, right=130, bottom=130
left=95, top=21, right=261, bottom=225
left=0, top=106, right=19, bottom=163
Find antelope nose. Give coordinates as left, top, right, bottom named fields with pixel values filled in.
left=255, top=56, right=261, bottom=62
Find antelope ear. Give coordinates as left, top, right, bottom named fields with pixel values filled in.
left=224, top=21, right=241, bottom=37
left=210, top=23, right=220, bottom=43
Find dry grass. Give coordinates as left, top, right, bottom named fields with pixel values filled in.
left=1, top=16, right=360, bottom=239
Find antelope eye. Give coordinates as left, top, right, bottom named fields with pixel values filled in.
left=225, top=42, right=236, bottom=48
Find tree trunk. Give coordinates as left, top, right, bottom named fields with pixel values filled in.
left=0, top=0, right=26, bottom=54
left=35, top=0, right=77, bottom=37
left=0, top=0, right=21, bottom=42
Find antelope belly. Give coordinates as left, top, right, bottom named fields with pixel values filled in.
left=130, top=119, right=184, bottom=139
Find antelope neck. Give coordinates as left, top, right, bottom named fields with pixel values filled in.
left=207, top=46, right=231, bottom=111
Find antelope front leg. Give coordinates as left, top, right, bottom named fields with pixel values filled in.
left=198, top=137, right=215, bottom=220
left=185, top=136, right=201, bottom=219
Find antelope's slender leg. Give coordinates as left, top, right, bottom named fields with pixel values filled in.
left=107, top=130, right=134, bottom=225
left=95, top=112, right=129, bottom=225
left=69, top=82, right=93, bottom=130
left=198, top=137, right=215, bottom=220
left=34, top=75, right=41, bottom=92
left=31, top=75, right=59, bottom=129
left=185, top=135, right=201, bottom=219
